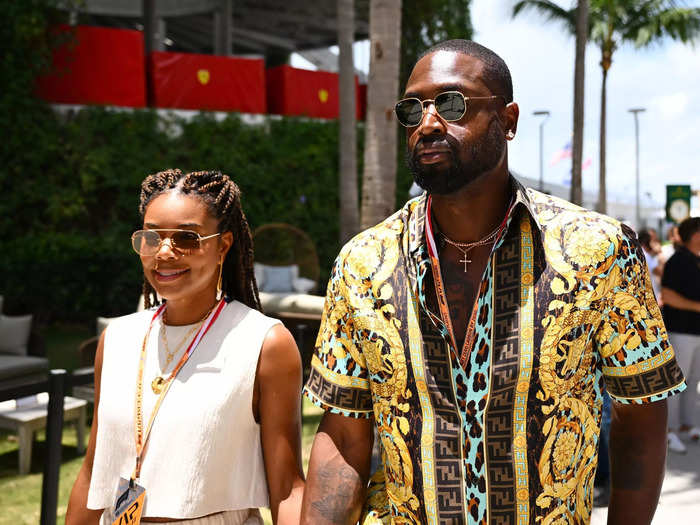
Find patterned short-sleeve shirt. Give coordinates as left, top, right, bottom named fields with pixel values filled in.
left=303, top=177, right=685, bottom=525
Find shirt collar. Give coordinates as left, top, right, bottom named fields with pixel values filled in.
left=408, top=173, right=543, bottom=257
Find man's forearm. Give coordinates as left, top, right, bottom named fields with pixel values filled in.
left=661, top=287, right=700, bottom=312
left=301, top=447, right=367, bottom=525
left=607, top=401, right=667, bottom=525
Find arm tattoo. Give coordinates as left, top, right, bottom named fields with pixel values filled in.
left=308, top=462, right=365, bottom=525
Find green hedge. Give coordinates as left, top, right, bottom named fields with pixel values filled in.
left=0, top=106, right=413, bottom=322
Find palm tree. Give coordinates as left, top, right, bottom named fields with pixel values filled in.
left=360, top=0, right=402, bottom=229
left=338, top=0, right=360, bottom=243
left=572, top=1, right=588, bottom=206
left=515, top=0, right=700, bottom=212
left=590, top=0, right=700, bottom=213
left=513, top=0, right=586, bottom=205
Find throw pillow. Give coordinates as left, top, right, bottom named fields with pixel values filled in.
left=0, top=314, right=33, bottom=356
left=262, top=265, right=298, bottom=293
left=292, top=277, right=316, bottom=294
left=254, top=262, right=266, bottom=289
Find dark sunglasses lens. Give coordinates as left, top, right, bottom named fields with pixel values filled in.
left=171, top=231, right=200, bottom=251
left=395, top=99, right=423, bottom=126
left=435, top=92, right=466, bottom=121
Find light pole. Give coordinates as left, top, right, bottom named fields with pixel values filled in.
left=628, top=108, right=646, bottom=230
left=533, top=110, right=550, bottom=192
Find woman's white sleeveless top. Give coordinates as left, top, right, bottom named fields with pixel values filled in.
left=87, top=300, right=280, bottom=519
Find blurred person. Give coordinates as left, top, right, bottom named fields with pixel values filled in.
left=66, top=169, right=304, bottom=525
left=661, top=224, right=682, bottom=261
left=662, top=216, right=700, bottom=454
left=300, top=40, right=685, bottom=525
left=639, top=228, right=664, bottom=303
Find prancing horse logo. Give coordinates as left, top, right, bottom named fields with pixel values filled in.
left=197, top=69, right=210, bottom=85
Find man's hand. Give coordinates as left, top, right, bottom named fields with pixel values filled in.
left=607, top=400, right=667, bottom=525
left=300, top=412, right=374, bottom=525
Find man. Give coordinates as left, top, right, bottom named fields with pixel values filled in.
left=662, top=217, right=700, bottom=454
left=301, top=40, right=685, bottom=525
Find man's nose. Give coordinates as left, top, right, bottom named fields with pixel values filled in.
left=418, top=102, right=445, bottom=135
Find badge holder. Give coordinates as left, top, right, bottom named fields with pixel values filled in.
left=102, top=477, right=146, bottom=525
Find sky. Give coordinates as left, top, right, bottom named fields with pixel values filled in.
left=468, top=0, right=700, bottom=208
left=295, top=0, right=700, bottom=209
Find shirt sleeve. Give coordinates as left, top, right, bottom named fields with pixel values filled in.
left=596, top=225, right=686, bottom=404
left=661, top=252, right=682, bottom=290
left=303, top=250, right=373, bottom=418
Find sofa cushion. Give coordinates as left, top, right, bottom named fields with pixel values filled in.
left=259, top=292, right=324, bottom=317
left=0, top=314, right=33, bottom=355
left=0, top=353, right=49, bottom=381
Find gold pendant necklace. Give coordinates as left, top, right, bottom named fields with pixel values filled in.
left=151, top=306, right=214, bottom=394
left=151, top=376, right=167, bottom=395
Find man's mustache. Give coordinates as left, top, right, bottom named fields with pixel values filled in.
left=410, top=137, right=459, bottom=161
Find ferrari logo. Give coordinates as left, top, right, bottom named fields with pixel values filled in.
left=197, top=69, right=210, bottom=85
left=318, top=89, right=329, bottom=103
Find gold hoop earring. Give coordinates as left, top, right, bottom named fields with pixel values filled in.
left=216, top=256, right=224, bottom=300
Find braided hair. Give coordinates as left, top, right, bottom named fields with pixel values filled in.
left=138, top=169, right=262, bottom=312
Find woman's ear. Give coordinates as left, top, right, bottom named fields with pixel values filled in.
left=220, top=231, right=234, bottom=258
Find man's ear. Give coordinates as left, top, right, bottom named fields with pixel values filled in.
left=503, top=102, right=520, bottom=138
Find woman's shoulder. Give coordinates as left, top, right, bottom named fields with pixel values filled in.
left=224, top=299, right=281, bottom=330
left=104, top=308, right=157, bottom=332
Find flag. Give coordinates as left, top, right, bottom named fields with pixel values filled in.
left=550, top=141, right=572, bottom=166
left=582, top=158, right=592, bottom=170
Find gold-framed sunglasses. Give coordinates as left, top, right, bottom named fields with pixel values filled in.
left=394, top=91, right=506, bottom=127
left=131, top=229, right=221, bottom=256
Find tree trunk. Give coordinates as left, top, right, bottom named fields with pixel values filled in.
left=338, top=0, right=359, bottom=243
left=597, top=62, right=608, bottom=214
left=360, top=0, right=402, bottom=229
left=570, top=0, right=588, bottom=206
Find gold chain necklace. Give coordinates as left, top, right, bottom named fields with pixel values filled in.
left=441, top=224, right=502, bottom=273
left=151, top=305, right=214, bottom=394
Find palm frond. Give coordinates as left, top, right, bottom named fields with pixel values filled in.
left=512, top=0, right=577, bottom=34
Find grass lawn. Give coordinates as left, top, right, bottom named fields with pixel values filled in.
left=0, top=352, right=322, bottom=525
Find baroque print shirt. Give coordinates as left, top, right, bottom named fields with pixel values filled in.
left=303, top=177, right=686, bottom=525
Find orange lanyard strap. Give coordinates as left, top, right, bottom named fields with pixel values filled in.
left=132, top=299, right=226, bottom=480
left=425, top=196, right=512, bottom=365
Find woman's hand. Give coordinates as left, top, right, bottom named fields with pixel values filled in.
left=66, top=330, right=106, bottom=525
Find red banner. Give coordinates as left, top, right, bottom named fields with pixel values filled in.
left=357, top=83, right=367, bottom=121
left=36, top=25, right=146, bottom=107
left=149, top=52, right=266, bottom=113
left=266, top=65, right=365, bottom=120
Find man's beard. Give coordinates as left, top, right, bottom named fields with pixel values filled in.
left=407, top=121, right=505, bottom=195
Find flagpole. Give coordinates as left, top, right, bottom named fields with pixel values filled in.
left=533, top=110, right=550, bottom=192
left=628, top=108, right=645, bottom=230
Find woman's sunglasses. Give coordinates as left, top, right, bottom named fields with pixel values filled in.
left=131, top=229, right=221, bottom=256
left=394, top=91, right=505, bottom=127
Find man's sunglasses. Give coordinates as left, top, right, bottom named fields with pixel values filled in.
left=394, top=91, right=505, bottom=127
left=131, top=229, right=221, bottom=256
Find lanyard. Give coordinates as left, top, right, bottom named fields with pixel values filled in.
left=425, top=196, right=512, bottom=366
left=132, top=299, right=226, bottom=480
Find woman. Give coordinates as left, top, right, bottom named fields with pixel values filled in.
left=67, top=169, right=304, bottom=524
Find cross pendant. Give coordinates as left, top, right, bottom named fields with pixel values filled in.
left=460, top=253, right=471, bottom=272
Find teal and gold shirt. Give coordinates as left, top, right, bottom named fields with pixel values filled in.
left=303, top=177, right=685, bottom=525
